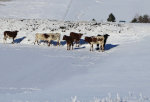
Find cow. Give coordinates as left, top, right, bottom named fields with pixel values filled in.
left=3, top=30, right=18, bottom=44
left=70, top=32, right=83, bottom=47
left=34, top=33, right=50, bottom=46
left=97, top=34, right=110, bottom=50
left=63, top=35, right=74, bottom=50
left=48, top=33, right=61, bottom=46
left=34, top=33, right=61, bottom=46
left=84, top=36, right=105, bottom=52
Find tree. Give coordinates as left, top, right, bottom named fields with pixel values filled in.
left=107, top=13, right=116, bottom=22
left=92, top=18, right=96, bottom=22
left=143, top=15, right=149, bottom=23
left=131, top=14, right=150, bottom=23
left=131, top=18, right=137, bottom=23
left=138, top=16, right=143, bottom=23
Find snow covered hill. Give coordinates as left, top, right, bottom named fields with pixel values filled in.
left=0, top=0, right=150, bottom=21
left=0, top=18, right=150, bottom=102
left=0, top=18, right=149, bottom=45
left=0, top=0, right=150, bottom=102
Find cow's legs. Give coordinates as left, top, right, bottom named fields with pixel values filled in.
left=77, top=41, right=80, bottom=47
left=98, top=44, right=101, bottom=52
left=76, top=40, right=78, bottom=47
left=34, top=37, right=39, bottom=45
left=57, top=40, right=60, bottom=46
left=37, top=40, right=39, bottom=45
left=34, top=39, right=39, bottom=45
left=3, top=37, right=7, bottom=44
left=59, top=40, right=61, bottom=46
left=99, top=44, right=104, bottom=52
left=90, top=44, right=91, bottom=51
left=12, top=38, right=14, bottom=44
left=97, top=44, right=99, bottom=50
left=72, top=43, right=73, bottom=50
left=48, top=40, right=51, bottom=46
left=67, top=44, right=69, bottom=50
left=103, top=43, right=105, bottom=51
left=57, top=40, right=59, bottom=46
left=68, top=44, right=70, bottom=50
left=101, top=44, right=104, bottom=52
left=34, top=40, right=37, bottom=45
left=70, top=44, right=72, bottom=50
left=48, top=41, right=50, bottom=46
left=37, top=40, right=40, bottom=45
left=92, top=44, right=94, bottom=51
left=76, top=42, right=77, bottom=47
left=74, top=40, right=77, bottom=47
left=99, top=45, right=101, bottom=52
left=90, top=44, right=93, bottom=51
left=69, top=44, right=71, bottom=50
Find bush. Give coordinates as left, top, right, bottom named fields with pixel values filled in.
left=131, top=18, right=137, bottom=23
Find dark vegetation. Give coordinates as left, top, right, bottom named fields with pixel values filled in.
left=131, top=14, right=150, bottom=23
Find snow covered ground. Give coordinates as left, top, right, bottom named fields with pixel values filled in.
left=0, top=18, right=150, bottom=102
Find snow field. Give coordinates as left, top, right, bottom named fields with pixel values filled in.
left=0, top=18, right=150, bottom=102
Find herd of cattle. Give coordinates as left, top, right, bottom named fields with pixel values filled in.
left=3, top=30, right=110, bottom=52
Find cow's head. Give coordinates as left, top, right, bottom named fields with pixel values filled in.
left=80, top=33, right=83, bottom=36
left=63, top=35, right=67, bottom=40
left=104, top=34, right=110, bottom=41
left=15, top=30, right=19, bottom=33
left=97, top=34, right=102, bottom=36
left=104, top=34, right=110, bottom=37
left=79, top=34, right=83, bottom=38
left=84, top=36, right=92, bottom=43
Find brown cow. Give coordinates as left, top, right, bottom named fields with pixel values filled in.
left=63, top=35, right=74, bottom=50
left=70, top=32, right=83, bottom=47
left=84, top=36, right=105, bottom=52
left=3, top=30, right=18, bottom=44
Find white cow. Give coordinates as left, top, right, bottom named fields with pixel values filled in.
left=34, top=33, right=61, bottom=46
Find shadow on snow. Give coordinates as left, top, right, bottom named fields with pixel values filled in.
left=105, top=44, right=119, bottom=50
left=14, top=36, right=26, bottom=43
left=96, top=44, right=119, bottom=51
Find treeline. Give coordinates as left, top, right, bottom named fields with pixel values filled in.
left=92, top=13, right=150, bottom=23
left=131, top=14, right=150, bottom=23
